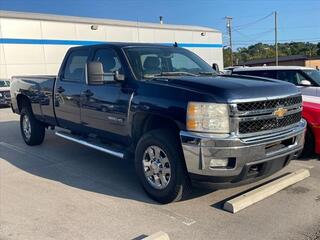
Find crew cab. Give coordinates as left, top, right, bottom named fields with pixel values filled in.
left=232, top=66, right=320, bottom=96
left=10, top=43, right=306, bottom=203
left=0, top=79, right=11, bottom=106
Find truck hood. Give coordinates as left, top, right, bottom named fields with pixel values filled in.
left=151, top=75, right=300, bottom=103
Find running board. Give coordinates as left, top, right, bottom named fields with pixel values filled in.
left=55, top=131, right=124, bottom=159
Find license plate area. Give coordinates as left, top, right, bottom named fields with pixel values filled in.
left=265, top=137, right=296, bottom=155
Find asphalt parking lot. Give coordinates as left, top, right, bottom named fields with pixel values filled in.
left=0, top=107, right=319, bottom=240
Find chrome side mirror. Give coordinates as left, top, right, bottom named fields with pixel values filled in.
left=300, top=80, right=312, bottom=86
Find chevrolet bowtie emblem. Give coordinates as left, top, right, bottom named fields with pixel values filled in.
left=273, top=107, right=288, bottom=119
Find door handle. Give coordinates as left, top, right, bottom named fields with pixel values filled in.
left=83, top=89, right=94, bottom=97
left=57, top=86, right=65, bottom=93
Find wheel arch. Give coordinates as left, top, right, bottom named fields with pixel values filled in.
left=132, top=112, right=183, bottom=146
left=16, top=94, right=31, bottom=114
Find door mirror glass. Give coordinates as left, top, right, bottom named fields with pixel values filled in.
left=212, top=63, right=219, bottom=73
left=300, top=80, right=312, bottom=86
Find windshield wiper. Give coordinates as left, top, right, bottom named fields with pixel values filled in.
left=144, top=71, right=198, bottom=78
left=198, top=71, right=218, bottom=76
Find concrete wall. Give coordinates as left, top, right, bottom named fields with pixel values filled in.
left=306, top=59, right=320, bottom=68
left=0, top=14, right=223, bottom=79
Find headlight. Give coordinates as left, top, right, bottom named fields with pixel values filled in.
left=0, top=92, right=3, bottom=97
left=187, top=102, right=230, bottom=133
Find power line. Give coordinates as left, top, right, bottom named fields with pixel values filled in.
left=234, top=28, right=275, bottom=41
left=233, top=37, right=320, bottom=43
left=234, top=12, right=274, bottom=30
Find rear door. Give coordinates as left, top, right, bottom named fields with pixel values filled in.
left=54, top=48, right=89, bottom=131
left=80, top=47, right=133, bottom=144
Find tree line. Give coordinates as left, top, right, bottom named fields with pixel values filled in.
left=224, top=42, right=320, bottom=67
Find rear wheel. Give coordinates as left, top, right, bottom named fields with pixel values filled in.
left=20, top=107, right=45, bottom=145
left=135, top=129, right=191, bottom=203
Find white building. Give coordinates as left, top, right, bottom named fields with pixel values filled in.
left=0, top=10, right=223, bottom=80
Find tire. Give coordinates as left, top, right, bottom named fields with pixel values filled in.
left=301, top=127, right=315, bottom=158
left=20, top=106, right=45, bottom=146
left=135, top=129, right=191, bottom=203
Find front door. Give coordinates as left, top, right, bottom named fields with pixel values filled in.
left=80, top=47, right=132, bottom=144
left=54, top=48, right=89, bottom=131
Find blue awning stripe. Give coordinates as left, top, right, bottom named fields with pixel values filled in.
left=0, top=38, right=223, bottom=48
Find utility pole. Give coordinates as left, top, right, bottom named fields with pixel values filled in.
left=274, top=11, right=278, bottom=66
left=226, top=16, right=233, bottom=66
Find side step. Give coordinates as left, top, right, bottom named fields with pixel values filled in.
left=55, top=131, right=124, bottom=159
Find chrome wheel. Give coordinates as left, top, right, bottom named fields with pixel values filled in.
left=142, top=145, right=171, bottom=190
left=22, top=114, right=31, bottom=140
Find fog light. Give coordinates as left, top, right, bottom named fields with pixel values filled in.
left=209, top=158, right=229, bottom=168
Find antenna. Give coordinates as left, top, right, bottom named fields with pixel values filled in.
left=159, top=16, right=163, bottom=24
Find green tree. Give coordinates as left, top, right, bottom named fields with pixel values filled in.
left=231, top=41, right=320, bottom=66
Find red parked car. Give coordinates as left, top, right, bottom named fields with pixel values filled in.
left=302, top=95, right=320, bottom=156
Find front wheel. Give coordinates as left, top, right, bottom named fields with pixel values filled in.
left=20, top=107, right=45, bottom=146
left=135, top=129, right=191, bottom=203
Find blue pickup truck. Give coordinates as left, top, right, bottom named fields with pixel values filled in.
left=10, top=43, right=306, bottom=203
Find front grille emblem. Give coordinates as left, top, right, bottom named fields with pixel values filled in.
left=273, top=107, right=288, bottom=119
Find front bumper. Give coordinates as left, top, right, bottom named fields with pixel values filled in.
left=180, top=119, right=306, bottom=186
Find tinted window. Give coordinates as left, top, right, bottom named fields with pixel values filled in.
left=63, top=49, right=89, bottom=82
left=93, top=48, right=122, bottom=73
left=238, top=70, right=276, bottom=79
left=0, top=80, right=10, bottom=87
left=277, top=70, right=305, bottom=85
left=171, top=53, right=201, bottom=71
left=124, top=47, right=214, bottom=79
left=302, top=70, right=320, bottom=85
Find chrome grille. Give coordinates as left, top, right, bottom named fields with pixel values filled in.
left=237, top=95, right=302, bottom=112
left=1, top=91, right=10, bottom=98
left=239, top=112, right=301, bottom=134
left=233, top=95, right=302, bottom=135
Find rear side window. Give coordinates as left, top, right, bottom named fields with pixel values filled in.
left=277, top=70, right=305, bottom=85
left=236, top=70, right=276, bottom=79
left=63, top=49, right=89, bottom=82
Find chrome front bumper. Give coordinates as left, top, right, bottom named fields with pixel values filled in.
left=180, top=119, right=306, bottom=184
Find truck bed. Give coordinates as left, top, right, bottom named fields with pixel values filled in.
left=11, top=75, right=57, bottom=125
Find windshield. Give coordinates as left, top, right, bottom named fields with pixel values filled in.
left=124, top=47, right=216, bottom=79
left=0, top=80, right=10, bottom=88
left=302, top=70, right=320, bottom=85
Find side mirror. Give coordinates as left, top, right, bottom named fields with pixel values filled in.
left=300, top=80, right=312, bottom=86
left=87, top=61, right=125, bottom=85
left=87, top=61, right=105, bottom=85
left=114, top=70, right=125, bottom=81
left=212, top=63, right=219, bottom=72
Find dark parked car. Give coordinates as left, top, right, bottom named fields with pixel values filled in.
left=10, top=43, right=306, bottom=203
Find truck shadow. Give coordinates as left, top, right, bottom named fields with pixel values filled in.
left=0, top=120, right=216, bottom=205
